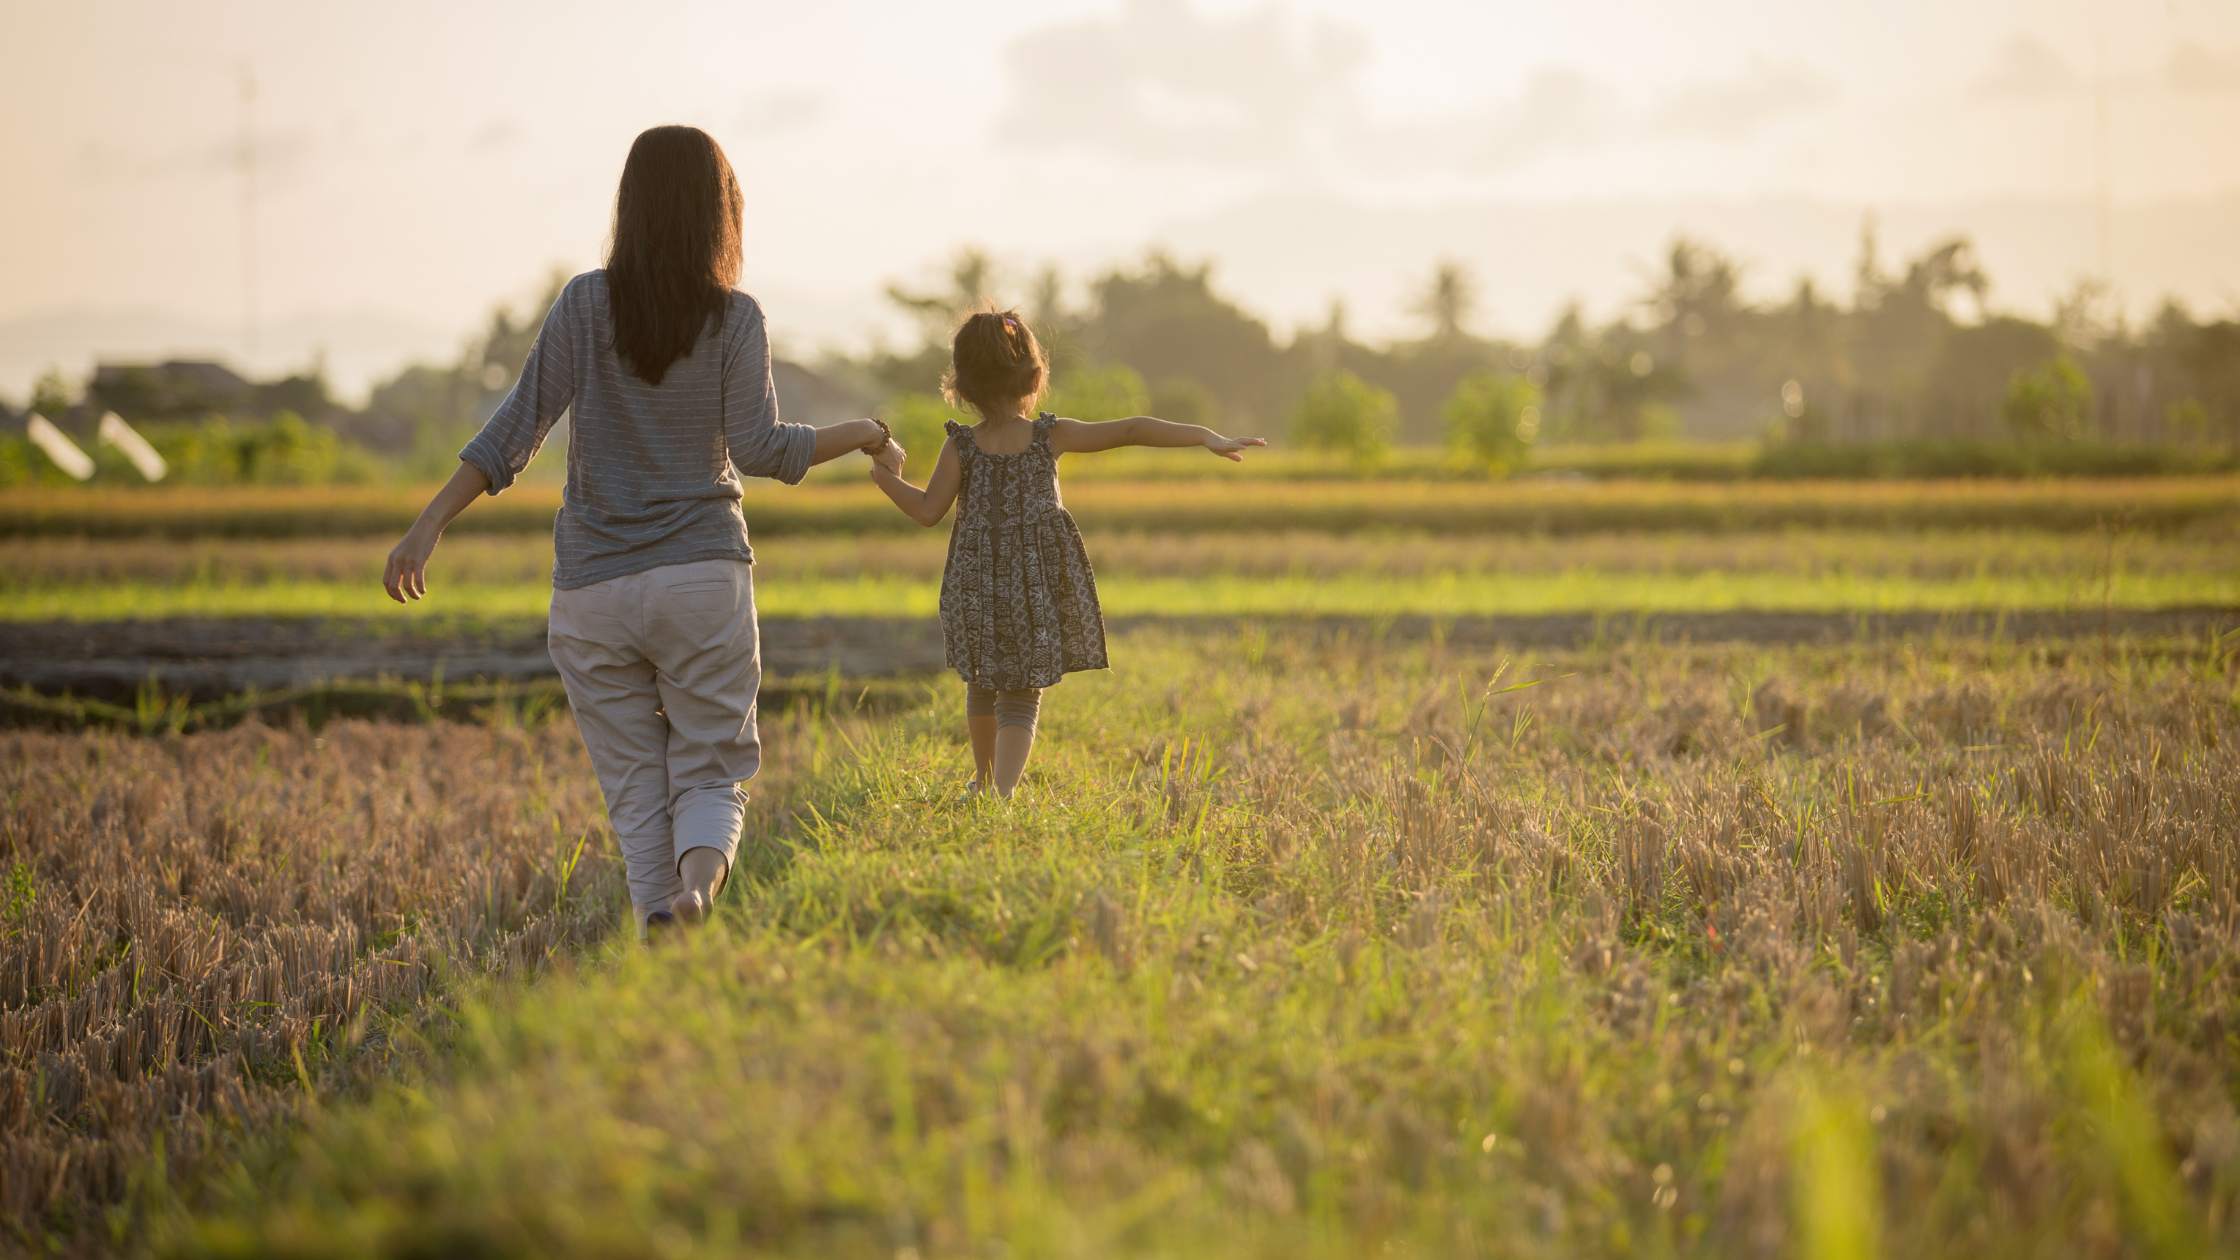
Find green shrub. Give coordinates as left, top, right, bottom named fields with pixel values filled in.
left=1291, top=370, right=1397, bottom=468
left=1441, top=371, right=1542, bottom=474
left=1149, top=376, right=1218, bottom=428
left=876, top=393, right=968, bottom=480
left=0, top=436, right=82, bottom=488
left=2166, top=398, right=2211, bottom=446
left=1044, top=364, right=1150, bottom=423
left=1, top=413, right=384, bottom=488
left=1749, top=439, right=2228, bottom=480
left=138, top=412, right=383, bottom=485
left=2002, top=357, right=2094, bottom=441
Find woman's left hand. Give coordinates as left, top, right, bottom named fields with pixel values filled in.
left=1204, top=434, right=1267, bottom=462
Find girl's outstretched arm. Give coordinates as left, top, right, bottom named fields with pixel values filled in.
left=1051, top=415, right=1266, bottom=462
left=869, top=438, right=964, bottom=527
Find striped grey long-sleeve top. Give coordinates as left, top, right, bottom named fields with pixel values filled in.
left=458, top=270, right=816, bottom=590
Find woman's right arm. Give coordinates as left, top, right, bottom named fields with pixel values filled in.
left=390, top=290, right=578, bottom=604
left=869, top=439, right=962, bottom=527
left=384, top=461, right=491, bottom=602
left=457, top=284, right=577, bottom=494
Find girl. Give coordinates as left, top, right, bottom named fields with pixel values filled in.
left=383, top=126, right=891, bottom=938
left=868, top=311, right=1265, bottom=797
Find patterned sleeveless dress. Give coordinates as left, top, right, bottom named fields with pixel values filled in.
left=940, top=414, right=1109, bottom=691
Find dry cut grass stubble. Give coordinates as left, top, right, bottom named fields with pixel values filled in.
left=0, top=702, right=848, bottom=1249
left=153, top=629, right=2240, bottom=1258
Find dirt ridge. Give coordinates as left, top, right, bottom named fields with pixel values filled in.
left=4, top=609, right=2236, bottom=703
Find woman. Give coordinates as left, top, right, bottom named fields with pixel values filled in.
left=383, top=125, right=889, bottom=937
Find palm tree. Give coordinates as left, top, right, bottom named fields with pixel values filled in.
left=1411, top=260, right=1479, bottom=344
left=886, top=248, right=999, bottom=344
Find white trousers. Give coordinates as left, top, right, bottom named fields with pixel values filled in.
left=548, top=559, right=762, bottom=931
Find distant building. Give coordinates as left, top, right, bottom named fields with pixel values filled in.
left=39, top=355, right=874, bottom=463
left=773, top=360, right=875, bottom=428
left=90, top=360, right=257, bottom=422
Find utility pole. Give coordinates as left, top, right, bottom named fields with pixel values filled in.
left=2093, top=0, right=2112, bottom=281
left=240, top=66, right=259, bottom=358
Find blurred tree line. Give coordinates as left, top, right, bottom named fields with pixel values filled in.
left=0, top=360, right=383, bottom=488
left=837, top=227, right=2240, bottom=472
left=10, top=233, right=2235, bottom=487
left=0, top=273, right=568, bottom=488
left=360, top=269, right=570, bottom=481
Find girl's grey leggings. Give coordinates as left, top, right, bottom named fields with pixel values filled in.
left=965, top=682, right=1043, bottom=732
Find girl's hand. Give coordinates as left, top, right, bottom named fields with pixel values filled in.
left=874, top=439, right=907, bottom=472
left=1205, top=434, right=1267, bottom=462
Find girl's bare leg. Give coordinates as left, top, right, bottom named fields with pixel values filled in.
left=992, top=724, right=1036, bottom=797
left=968, top=713, right=999, bottom=788
left=671, top=845, right=730, bottom=925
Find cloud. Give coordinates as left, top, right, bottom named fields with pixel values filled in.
left=993, top=2, right=1842, bottom=179
left=1467, top=70, right=1612, bottom=170
left=2166, top=41, right=2240, bottom=94
left=1973, top=35, right=2085, bottom=98
left=735, top=91, right=823, bottom=135
left=468, top=118, right=526, bottom=153
left=995, top=0, right=1367, bottom=166
left=1652, top=57, right=1833, bottom=139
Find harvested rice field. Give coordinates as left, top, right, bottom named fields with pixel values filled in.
left=5, top=525, right=2235, bottom=622
left=5, top=627, right=2238, bottom=1256
left=4, top=476, right=2236, bottom=542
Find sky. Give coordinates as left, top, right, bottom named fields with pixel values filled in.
left=3, top=0, right=2238, bottom=403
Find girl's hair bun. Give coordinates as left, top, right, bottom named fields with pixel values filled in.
left=945, top=309, right=1048, bottom=416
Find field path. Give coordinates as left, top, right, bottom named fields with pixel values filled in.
left=6, top=607, right=2236, bottom=702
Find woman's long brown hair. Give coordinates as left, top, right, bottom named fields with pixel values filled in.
left=605, top=126, right=745, bottom=386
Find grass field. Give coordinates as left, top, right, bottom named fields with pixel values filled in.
left=6, top=472, right=2238, bottom=1255
left=5, top=476, right=2237, bottom=541
left=0, top=699, right=845, bottom=1245
left=5, top=528, right=2236, bottom=622
left=9, top=627, right=2209, bottom=1256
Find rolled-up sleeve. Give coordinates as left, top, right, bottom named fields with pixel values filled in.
left=459, top=291, right=576, bottom=495
left=724, top=303, right=816, bottom=485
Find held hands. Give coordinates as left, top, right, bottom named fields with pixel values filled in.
left=864, top=416, right=907, bottom=473
left=865, top=418, right=906, bottom=473
left=1204, top=433, right=1268, bottom=462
